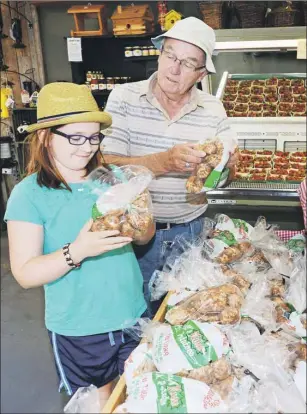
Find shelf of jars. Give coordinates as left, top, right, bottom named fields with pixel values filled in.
left=85, top=71, right=133, bottom=93
left=124, top=44, right=160, bottom=59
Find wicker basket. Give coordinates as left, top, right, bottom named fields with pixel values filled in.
left=197, top=1, right=223, bottom=30
left=269, top=1, right=300, bottom=27
left=235, top=2, right=267, bottom=28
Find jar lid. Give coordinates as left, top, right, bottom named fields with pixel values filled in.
left=133, top=46, right=140, bottom=49
left=125, top=46, right=132, bottom=49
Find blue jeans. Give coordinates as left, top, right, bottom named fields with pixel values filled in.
left=134, top=216, right=204, bottom=317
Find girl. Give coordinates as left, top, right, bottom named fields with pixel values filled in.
left=4, top=82, right=155, bottom=407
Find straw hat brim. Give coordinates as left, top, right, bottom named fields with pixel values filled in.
left=18, top=111, right=112, bottom=134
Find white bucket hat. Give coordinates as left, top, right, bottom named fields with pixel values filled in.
left=152, top=17, right=216, bottom=73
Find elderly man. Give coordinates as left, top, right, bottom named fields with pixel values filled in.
left=103, top=17, right=238, bottom=315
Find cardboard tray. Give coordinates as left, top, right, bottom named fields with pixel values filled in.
left=102, top=292, right=171, bottom=413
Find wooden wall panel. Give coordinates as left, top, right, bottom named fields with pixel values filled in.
left=1, top=1, right=22, bottom=107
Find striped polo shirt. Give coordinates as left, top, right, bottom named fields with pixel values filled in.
left=103, top=72, right=237, bottom=224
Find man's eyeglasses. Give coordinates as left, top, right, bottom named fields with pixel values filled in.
left=51, top=127, right=104, bottom=146
left=161, top=47, right=207, bottom=72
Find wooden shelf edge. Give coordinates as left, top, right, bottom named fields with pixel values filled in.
left=215, top=26, right=307, bottom=42
left=124, top=55, right=158, bottom=62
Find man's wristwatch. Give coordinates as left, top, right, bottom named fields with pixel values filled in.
left=62, top=243, right=81, bottom=269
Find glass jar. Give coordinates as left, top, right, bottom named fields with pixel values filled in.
left=90, top=76, right=99, bottom=91
left=99, top=76, right=106, bottom=90
left=132, top=46, right=142, bottom=57
left=86, top=71, right=92, bottom=82
left=106, top=77, right=115, bottom=90
left=149, top=46, right=156, bottom=56
left=91, top=71, right=97, bottom=80
left=155, top=48, right=161, bottom=56
left=142, top=46, right=149, bottom=57
left=85, top=81, right=91, bottom=90
left=125, top=47, right=132, bottom=58
left=114, top=77, right=121, bottom=87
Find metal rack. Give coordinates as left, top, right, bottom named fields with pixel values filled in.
left=206, top=38, right=306, bottom=230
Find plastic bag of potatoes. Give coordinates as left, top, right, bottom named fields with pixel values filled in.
left=165, top=284, right=244, bottom=326
left=203, top=230, right=255, bottom=265
left=116, top=372, right=227, bottom=413
left=88, top=165, right=154, bottom=240
left=186, top=138, right=234, bottom=194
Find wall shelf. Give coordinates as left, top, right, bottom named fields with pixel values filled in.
left=215, top=26, right=306, bottom=43
left=91, top=90, right=111, bottom=96
left=124, top=55, right=158, bottom=62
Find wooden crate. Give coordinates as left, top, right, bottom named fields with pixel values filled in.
left=102, top=292, right=171, bottom=413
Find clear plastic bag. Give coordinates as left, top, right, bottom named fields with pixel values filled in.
left=88, top=165, right=154, bottom=240
left=124, top=342, right=157, bottom=390
left=220, top=263, right=256, bottom=296
left=285, top=252, right=307, bottom=314
left=186, top=138, right=235, bottom=194
left=248, top=367, right=306, bottom=413
left=214, top=214, right=254, bottom=241
left=125, top=319, right=229, bottom=375
left=227, top=322, right=296, bottom=383
left=123, top=372, right=228, bottom=413
left=149, top=235, right=228, bottom=302
left=64, top=385, right=100, bottom=413
left=201, top=215, right=256, bottom=265
left=278, top=253, right=307, bottom=340
left=250, top=217, right=299, bottom=277
left=240, top=272, right=278, bottom=332
left=203, top=231, right=255, bottom=265
left=165, top=284, right=244, bottom=326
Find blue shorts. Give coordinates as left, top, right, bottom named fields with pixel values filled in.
left=48, top=328, right=141, bottom=396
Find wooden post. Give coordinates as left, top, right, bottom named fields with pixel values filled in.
left=29, top=4, right=46, bottom=86
left=16, top=2, right=32, bottom=91
left=1, top=1, right=22, bottom=106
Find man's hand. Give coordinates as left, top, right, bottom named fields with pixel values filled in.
left=166, top=143, right=206, bottom=173
left=226, top=149, right=239, bottom=168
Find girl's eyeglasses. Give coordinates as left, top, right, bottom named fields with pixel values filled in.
left=51, top=127, right=104, bottom=146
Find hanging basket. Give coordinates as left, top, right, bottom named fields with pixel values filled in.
left=268, top=2, right=300, bottom=27
left=235, top=2, right=267, bottom=28
left=197, top=1, right=223, bottom=30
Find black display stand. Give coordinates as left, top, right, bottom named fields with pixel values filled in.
left=70, top=34, right=162, bottom=107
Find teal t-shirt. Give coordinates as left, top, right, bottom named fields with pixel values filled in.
left=4, top=173, right=147, bottom=336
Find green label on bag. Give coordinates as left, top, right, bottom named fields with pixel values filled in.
left=153, top=373, right=187, bottom=414
left=92, top=202, right=103, bottom=220
left=232, top=219, right=249, bottom=233
left=286, top=235, right=306, bottom=252
left=204, top=169, right=222, bottom=189
left=171, top=321, right=218, bottom=369
left=214, top=230, right=237, bottom=246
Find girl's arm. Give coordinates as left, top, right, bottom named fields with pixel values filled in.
left=8, top=220, right=133, bottom=289
left=8, top=221, right=72, bottom=289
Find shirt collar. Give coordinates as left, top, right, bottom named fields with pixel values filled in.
left=139, top=71, right=205, bottom=108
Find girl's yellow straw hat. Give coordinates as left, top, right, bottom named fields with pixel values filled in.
left=17, top=82, right=112, bottom=134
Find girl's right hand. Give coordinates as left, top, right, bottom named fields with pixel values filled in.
left=69, top=219, right=132, bottom=264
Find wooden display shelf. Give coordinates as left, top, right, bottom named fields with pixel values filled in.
left=91, top=90, right=111, bottom=96
left=102, top=292, right=171, bottom=414
left=124, top=55, right=158, bottom=62
left=215, top=26, right=306, bottom=42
